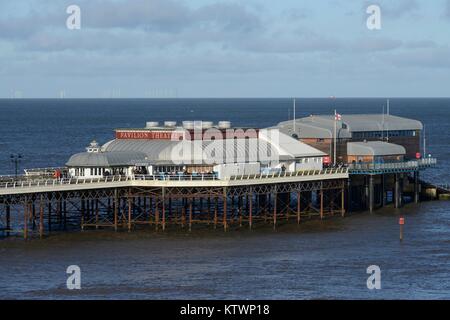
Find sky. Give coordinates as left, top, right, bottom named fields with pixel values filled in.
left=1, top=0, right=450, bottom=98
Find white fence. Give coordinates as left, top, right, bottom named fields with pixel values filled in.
left=0, top=168, right=348, bottom=191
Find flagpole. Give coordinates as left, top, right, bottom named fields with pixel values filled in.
left=386, top=99, right=390, bottom=142
left=334, top=110, right=337, bottom=166
left=423, top=124, right=426, bottom=158
left=293, top=98, right=296, bottom=133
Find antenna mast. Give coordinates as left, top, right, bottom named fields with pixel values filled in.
left=423, top=124, right=426, bottom=158
left=293, top=98, right=296, bottom=133
left=386, top=99, right=390, bottom=141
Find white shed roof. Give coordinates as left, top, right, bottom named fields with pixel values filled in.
left=259, top=129, right=326, bottom=158
left=347, top=141, right=406, bottom=156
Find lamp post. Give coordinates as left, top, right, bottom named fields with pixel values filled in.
left=10, top=154, right=23, bottom=179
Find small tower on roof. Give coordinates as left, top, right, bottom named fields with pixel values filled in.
left=86, top=140, right=101, bottom=153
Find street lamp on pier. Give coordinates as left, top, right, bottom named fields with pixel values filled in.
left=10, top=154, right=23, bottom=179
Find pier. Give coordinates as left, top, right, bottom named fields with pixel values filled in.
left=347, top=158, right=437, bottom=212
left=0, top=169, right=347, bottom=238
left=0, top=114, right=441, bottom=240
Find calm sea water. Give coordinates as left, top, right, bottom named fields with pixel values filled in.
left=0, top=98, right=449, bottom=299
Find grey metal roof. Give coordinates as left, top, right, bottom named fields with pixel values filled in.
left=260, top=129, right=326, bottom=157
left=275, top=114, right=423, bottom=139
left=103, top=138, right=280, bottom=165
left=66, top=151, right=147, bottom=167
left=98, top=136, right=325, bottom=166
left=347, top=141, right=406, bottom=156
left=67, top=133, right=326, bottom=167
left=102, top=139, right=181, bottom=162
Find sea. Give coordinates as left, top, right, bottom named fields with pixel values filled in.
left=0, top=98, right=449, bottom=299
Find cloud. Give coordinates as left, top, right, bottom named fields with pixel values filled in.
left=238, top=31, right=342, bottom=54
left=83, top=0, right=192, bottom=32
left=404, top=40, right=437, bottom=49
left=1, top=0, right=265, bottom=54
left=352, top=37, right=403, bottom=52
left=193, top=2, right=262, bottom=33
left=362, top=0, right=420, bottom=18
left=446, top=0, right=450, bottom=19
left=1, top=0, right=450, bottom=99
left=385, top=48, right=450, bottom=69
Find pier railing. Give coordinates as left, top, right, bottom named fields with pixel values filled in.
left=0, top=167, right=348, bottom=191
left=348, top=158, right=437, bottom=174
left=24, top=167, right=65, bottom=177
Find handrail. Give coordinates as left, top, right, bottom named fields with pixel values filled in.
left=0, top=168, right=349, bottom=190
left=348, top=158, right=437, bottom=172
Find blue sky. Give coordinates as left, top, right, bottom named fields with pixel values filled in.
left=1, top=0, right=450, bottom=98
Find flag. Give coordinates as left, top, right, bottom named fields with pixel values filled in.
left=335, top=112, right=342, bottom=121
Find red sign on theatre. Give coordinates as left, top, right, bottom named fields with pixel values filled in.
left=116, top=130, right=183, bottom=140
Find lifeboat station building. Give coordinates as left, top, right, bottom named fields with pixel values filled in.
left=66, top=121, right=326, bottom=179
left=275, top=114, right=423, bottom=164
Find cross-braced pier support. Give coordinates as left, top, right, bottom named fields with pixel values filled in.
left=0, top=179, right=347, bottom=239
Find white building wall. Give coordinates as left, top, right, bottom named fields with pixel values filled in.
left=213, top=162, right=260, bottom=179
left=295, top=157, right=323, bottom=171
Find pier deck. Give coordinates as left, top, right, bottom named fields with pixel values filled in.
left=0, top=168, right=348, bottom=196
left=0, top=169, right=348, bottom=239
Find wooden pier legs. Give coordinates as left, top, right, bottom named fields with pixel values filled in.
left=320, top=187, right=324, bottom=220
left=369, top=175, right=374, bottom=213
left=189, top=199, right=193, bottom=232
left=181, top=198, right=186, bottom=228
left=223, top=187, right=227, bottom=232
left=238, top=196, right=243, bottom=227
left=2, top=181, right=353, bottom=239
left=95, top=198, right=99, bottom=230
left=80, top=199, right=85, bottom=231
left=214, top=197, right=218, bottom=229
left=127, top=195, right=132, bottom=232
left=114, top=189, right=119, bottom=231
left=39, top=195, right=44, bottom=238
left=162, top=188, right=166, bottom=231
left=5, top=203, right=10, bottom=237
left=414, top=171, right=420, bottom=204
left=48, top=199, right=52, bottom=232
left=248, top=188, right=253, bottom=230
left=23, top=197, right=28, bottom=240
left=273, top=187, right=277, bottom=230
left=155, top=199, right=159, bottom=231
left=394, top=173, right=403, bottom=208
